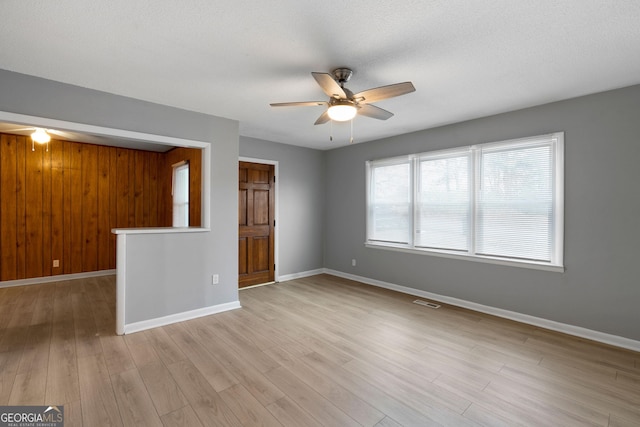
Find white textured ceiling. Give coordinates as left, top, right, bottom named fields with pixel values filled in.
left=1, top=1, right=640, bottom=150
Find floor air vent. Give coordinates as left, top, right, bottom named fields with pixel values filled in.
left=413, top=300, right=441, bottom=309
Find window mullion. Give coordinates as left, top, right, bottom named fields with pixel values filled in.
left=410, top=156, right=418, bottom=248
left=470, top=147, right=480, bottom=256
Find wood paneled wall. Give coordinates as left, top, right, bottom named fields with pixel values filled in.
left=0, top=133, right=202, bottom=281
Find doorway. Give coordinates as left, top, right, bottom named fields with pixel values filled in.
left=238, top=161, right=276, bottom=288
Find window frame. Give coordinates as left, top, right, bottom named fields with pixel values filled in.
left=172, top=160, right=190, bottom=228
left=365, top=132, right=564, bottom=272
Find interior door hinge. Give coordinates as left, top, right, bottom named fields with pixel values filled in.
left=273, top=220, right=276, bottom=227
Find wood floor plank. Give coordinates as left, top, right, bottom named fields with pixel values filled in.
left=17, top=322, right=52, bottom=374
left=45, top=308, right=80, bottom=405
left=138, top=360, right=189, bottom=416
left=160, top=405, right=203, bottom=427
left=266, top=346, right=385, bottom=426
left=264, top=365, right=362, bottom=427
left=609, top=413, right=640, bottom=427
left=167, top=359, right=243, bottom=427
left=374, top=416, right=404, bottom=427
left=462, top=403, right=517, bottom=427
left=72, top=283, right=103, bottom=357
left=144, top=328, right=186, bottom=365
left=100, top=334, right=136, bottom=376
left=8, top=368, right=46, bottom=405
left=433, top=370, right=553, bottom=425
left=344, top=356, right=471, bottom=414
left=166, top=323, right=239, bottom=392
left=265, top=396, right=323, bottom=427
left=124, top=331, right=161, bottom=368
left=77, top=353, right=123, bottom=427
left=111, top=368, right=163, bottom=427
left=185, top=319, right=285, bottom=406
left=0, top=350, right=22, bottom=405
left=498, top=363, right=640, bottom=421
left=219, top=383, right=283, bottom=427
left=616, top=370, right=640, bottom=389
left=201, top=316, right=281, bottom=373
left=64, top=399, right=83, bottom=427
left=299, top=351, right=442, bottom=426
left=0, top=288, right=34, bottom=352
left=484, top=375, right=607, bottom=426
left=29, top=282, right=55, bottom=326
left=217, top=310, right=290, bottom=351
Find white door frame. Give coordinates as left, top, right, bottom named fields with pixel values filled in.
left=239, top=157, right=279, bottom=283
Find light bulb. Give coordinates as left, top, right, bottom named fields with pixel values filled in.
left=31, top=128, right=51, bottom=144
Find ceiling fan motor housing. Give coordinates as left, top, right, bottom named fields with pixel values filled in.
left=333, top=68, right=353, bottom=84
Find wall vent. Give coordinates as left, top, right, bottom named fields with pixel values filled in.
left=413, top=299, right=441, bottom=309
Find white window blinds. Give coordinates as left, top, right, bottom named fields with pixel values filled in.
left=366, top=132, right=564, bottom=269
left=476, top=142, right=554, bottom=262
left=368, top=160, right=411, bottom=244
left=417, top=151, right=470, bottom=252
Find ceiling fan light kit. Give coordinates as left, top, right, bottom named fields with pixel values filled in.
left=327, top=100, right=357, bottom=121
left=270, top=67, right=415, bottom=141
left=31, top=128, right=51, bottom=144
left=30, top=127, right=51, bottom=152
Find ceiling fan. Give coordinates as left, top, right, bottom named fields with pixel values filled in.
left=1, top=125, right=74, bottom=151
left=270, top=68, right=416, bottom=125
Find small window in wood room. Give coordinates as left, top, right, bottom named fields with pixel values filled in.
left=172, top=161, right=189, bottom=227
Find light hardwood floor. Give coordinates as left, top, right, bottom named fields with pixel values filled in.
left=1, top=274, right=639, bottom=426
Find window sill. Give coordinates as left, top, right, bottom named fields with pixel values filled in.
left=364, top=242, right=564, bottom=273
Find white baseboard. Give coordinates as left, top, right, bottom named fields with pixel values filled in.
left=324, top=269, right=640, bottom=353
left=0, top=269, right=116, bottom=289
left=123, top=301, right=241, bottom=334
left=278, top=268, right=326, bottom=282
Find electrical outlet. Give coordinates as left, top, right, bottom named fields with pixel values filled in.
left=351, top=259, right=356, bottom=267
left=212, top=274, right=219, bottom=285
left=53, top=259, right=60, bottom=268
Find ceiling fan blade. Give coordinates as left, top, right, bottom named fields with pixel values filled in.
left=48, top=129, right=77, bottom=139
left=354, top=82, right=415, bottom=103
left=270, top=101, right=327, bottom=107
left=312, top=72, right=347, bottom=99
left=314, top=110, right=330, bottom=125
left=358, top=104, right=394, bottom=120
left=4, top=126, right=35, bottom=132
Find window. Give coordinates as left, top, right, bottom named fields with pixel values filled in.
left=366, top=133, right=564, bottom=271
left=368, top=160, right=411, bottom=244
left=172, top=161, right=189, bottom=227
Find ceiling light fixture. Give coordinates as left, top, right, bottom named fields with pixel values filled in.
left=30, top=128, right=51, bottom=152
left=327, top=100, right=357, bottom=122
left=31, top=128, right=51, bottom=144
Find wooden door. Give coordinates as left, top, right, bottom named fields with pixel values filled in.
left=239, top=161, right=275, bottom=288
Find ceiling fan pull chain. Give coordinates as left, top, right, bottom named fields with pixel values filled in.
left=350, top=119, right=354, bottom=144
left=330, top=120, right=333, bottom=141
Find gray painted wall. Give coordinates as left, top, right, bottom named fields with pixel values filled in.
left=240, top=136, right=325, bottom=276
left=324, top=84, right=640, bottom=341
left=0, top=69, right=240, bottom=326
